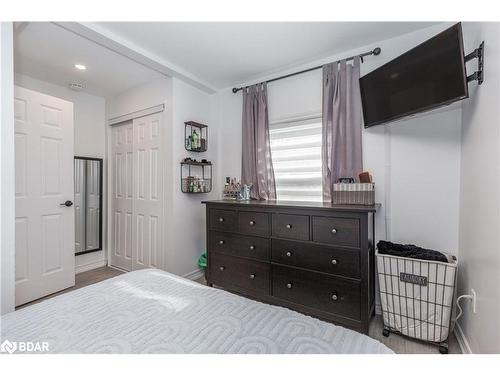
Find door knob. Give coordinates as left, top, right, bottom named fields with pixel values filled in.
left=60, top=200, right=73, bottom=207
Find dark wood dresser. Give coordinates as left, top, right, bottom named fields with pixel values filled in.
left=202, top=200, right=379, bottom=334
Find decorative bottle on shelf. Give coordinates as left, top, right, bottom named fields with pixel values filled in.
left=191, top=130, right=199, bottom=151
left=185, top=135, right=192, bottom=150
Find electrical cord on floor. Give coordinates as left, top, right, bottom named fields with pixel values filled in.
left=455, top=294, right=473, bottom=321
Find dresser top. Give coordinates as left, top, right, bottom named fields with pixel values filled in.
left=202, top=200, right=380, bottom=212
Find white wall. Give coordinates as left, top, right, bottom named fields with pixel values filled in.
left=14, top=73, right=107, bottom=273
left=170, top=78, right=218, bottom=277
left=106, top=79, right=172, bottom=121
left=1, top=22, right=15, bottom=315
left=458, top=22, right=500, bottom=354
left=106, top=77, right=217, bottom=277
left=216, top=22, right=462, bottom=255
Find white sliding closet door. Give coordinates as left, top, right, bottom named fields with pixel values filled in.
left=132, top=114, right=162, bottom=270
left=14, top=86, right=75, bottom=306
left=110, top=112, right=163, bottom=271
left=110, top=121, right=134, bottom=270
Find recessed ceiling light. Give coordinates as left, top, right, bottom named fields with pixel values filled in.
left=74, top=64, right=87, bottom=71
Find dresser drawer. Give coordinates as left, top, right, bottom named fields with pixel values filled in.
left=312, top=216, right=360, bottom=248
left=210, top=209, right=238, bottom=232
left=210, top=231, right=270, bottom=261
left=272, top=265, right=361, bottom=320
left=238, top=211, right=270, bottom=236
left=272, top=213, right=309, bottom=241
left=271, top=239, right=360, bottom=278
left=210, top=253, right=270, bottom=293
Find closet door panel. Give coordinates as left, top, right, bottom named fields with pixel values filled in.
left=110, top=121, right=133, bottom=271
left=109, top=112, right=163, bottom=272
left=132, top=113, right=163, bottom=271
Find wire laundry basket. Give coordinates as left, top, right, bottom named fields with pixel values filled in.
left=376, top=251, right=458, bottom=354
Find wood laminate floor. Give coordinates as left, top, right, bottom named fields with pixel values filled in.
left=16, top=266, right=124, bottom=309
left=17, top=268, right=461, bottom=354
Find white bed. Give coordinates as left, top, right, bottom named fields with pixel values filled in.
left=1, top=269, right=392, bottom=354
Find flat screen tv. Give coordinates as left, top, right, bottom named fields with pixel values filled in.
left=360, top=23, right=468, bottom=128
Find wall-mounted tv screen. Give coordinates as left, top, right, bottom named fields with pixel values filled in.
left=360, top=23, right=468, bottom=128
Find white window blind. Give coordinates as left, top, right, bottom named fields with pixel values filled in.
left=269, top=117, right=322, bottom=202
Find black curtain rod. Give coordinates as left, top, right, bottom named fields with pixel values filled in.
left=232, top=47, right=381, bottom=93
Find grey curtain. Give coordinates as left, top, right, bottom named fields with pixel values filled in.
left=241, top=83, right=276, bottom=200
left=322, top=57, right=363, bottom=201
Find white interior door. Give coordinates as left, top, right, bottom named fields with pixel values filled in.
left=14, top=86, right=75, bottom=306
left=109, top=112, right=163, bottom=271
left=132, top=113, right=162, bottom=270
left=110, top=121, right=134, bottom=270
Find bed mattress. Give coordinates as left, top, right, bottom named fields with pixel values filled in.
left=1, top=269, right=392, bottom=354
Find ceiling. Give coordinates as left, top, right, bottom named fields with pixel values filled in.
left=14, top=22, right=439, bottom=97
left=14, top=22, right=163, bottom=98
left=96, top=22, right=438, bottom=89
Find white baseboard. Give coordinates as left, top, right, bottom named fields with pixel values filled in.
left=108, top=264, right=128, bottom=273
left=75, top=259, right=107, bottom=274
left=183, top=268, right=205, bottom=281
left=454, top=322, right=472, bottom=354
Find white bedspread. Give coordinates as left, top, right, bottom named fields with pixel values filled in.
left=1, top=269, right=392, bottom=354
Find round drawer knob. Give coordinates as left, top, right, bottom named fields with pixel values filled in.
left=331, top=228, right=337, bottom=234
left=219, top=240, right=225, bottom=245
left=286, top=283, right=293, bottom=289
left=249, top=274, right=256, bottom=279
left=286, top=251, right=292, bottom=257
left=285, top=224, right=292, bottom=229
left=331, top=259, right=338, bottom=265
left=219, top=266, right=225, bottom=271
left=218, top=217, right=224, bottom=222
left=249, top=245, right=255, bottom=250
left=249, top=220, right=255, bottom=226
left=331, top=294, right=338, bottom=301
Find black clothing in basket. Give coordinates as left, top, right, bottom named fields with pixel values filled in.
left=377, top=240, right=450, bottom=263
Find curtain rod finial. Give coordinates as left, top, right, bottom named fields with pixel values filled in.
left=373, top=47, right=381, bottom=56
left=232, top=87, right=240, bottom=93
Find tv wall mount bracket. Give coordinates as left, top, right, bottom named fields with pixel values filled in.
left=465, top=41, right=484, bottom=85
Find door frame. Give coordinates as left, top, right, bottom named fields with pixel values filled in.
left=1, top=22, right=15, bottom=315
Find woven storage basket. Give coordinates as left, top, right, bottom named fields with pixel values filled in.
left=332, top=183, right=375, bottom=205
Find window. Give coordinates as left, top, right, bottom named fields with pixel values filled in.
left=269, top=116, right=322, bottom=202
